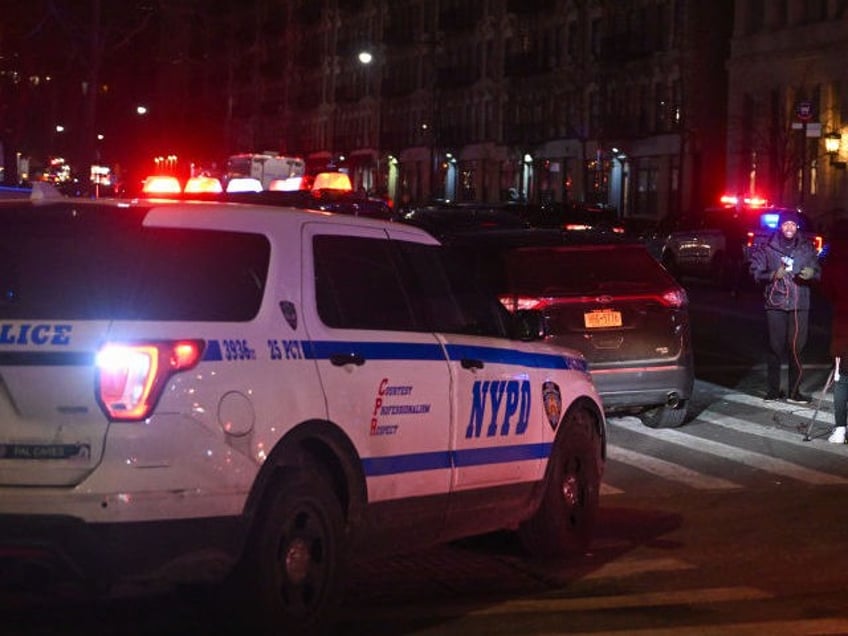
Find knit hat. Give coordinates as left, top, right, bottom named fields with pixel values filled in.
left=778, top=209, right=802, bottom=228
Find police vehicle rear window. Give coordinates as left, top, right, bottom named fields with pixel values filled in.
left=0, top=203, right=269, bottom=321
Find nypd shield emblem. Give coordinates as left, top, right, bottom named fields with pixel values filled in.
left=542, top=381, right=562, bottom=431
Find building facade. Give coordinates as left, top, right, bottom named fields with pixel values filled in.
left=222, top=0, right=733, bottom=221
left=727, top=0, right=848, bottom=228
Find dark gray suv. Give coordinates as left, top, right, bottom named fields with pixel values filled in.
left=413, top=217, right=694, bottom=428
left=496, top=243, right=693, bottom=427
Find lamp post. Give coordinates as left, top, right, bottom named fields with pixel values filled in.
left=355, top=49, right=380, bottom=194
left=825, top=131, right=846, bottom=169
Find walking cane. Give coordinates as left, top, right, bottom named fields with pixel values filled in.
left=803, top=357, right=839, bottom=441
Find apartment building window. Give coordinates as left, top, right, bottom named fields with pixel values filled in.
left=588, top=89, right=601, bottom=135
left=656, top=2, right=670, bottom=51
left=840, top=80, right=848, bottom=123
left=567, top=20, right=578, bottom=60
left=654, top=82, right=670, bottom=132
left=746, top=0, right=765, bottom=33
left=639, top=84, right=651, bottom=134
left=769, top=0, right=788, bottom=27
left=801, top=0, right=827, bottom=22
left=671, top=79, right=682, bottom=129
left=590, top=18, right=602, bottom=60
left=635, top=157, right=659, bottom=217
left=671, top=0, right=684, bottom=48
left=556, top=24, right=566, bottom=67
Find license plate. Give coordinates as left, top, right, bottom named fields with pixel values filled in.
left=0, top=443, right=91, bottom=461
left=584, top=309, right=622, bottom=329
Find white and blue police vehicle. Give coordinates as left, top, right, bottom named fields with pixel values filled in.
left=0, top=192, right=606, bottom=632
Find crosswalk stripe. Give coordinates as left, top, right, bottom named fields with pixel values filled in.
left=551, top=617, right=848, bottom=636
left=460, top=586, right=770, bottom=616
left=344, top=586, right=771, bottom=621
left=582, top=556, right=695, bottom=580
left=609, top=416, right=848, bottom=485
left=719, top=390, right=834, bottom=415
left=607, top=445, right=741, bottom=490
left=694, top=410, right=848, bottom=456
left=600, top=482, right=624, bottom=495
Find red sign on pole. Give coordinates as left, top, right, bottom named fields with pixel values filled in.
left=796, top=101, right=813, bottom=122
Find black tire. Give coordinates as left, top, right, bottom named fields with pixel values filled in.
left=518, top=406, right=602, bottom=558
left=247, top=469, right=345, bottom=635
left=641, top=400, right=688, bottom=429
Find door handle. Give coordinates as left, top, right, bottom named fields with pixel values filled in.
left=330, top=353, right=365, bottom=367
left=460, top=358, right=484, bottom=370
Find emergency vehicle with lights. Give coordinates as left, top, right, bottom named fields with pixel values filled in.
left=225, top=152, right=306, bottom=190
left=661, top=195, right=824, bottom=286
left=0, top=190, right=605, bottom=632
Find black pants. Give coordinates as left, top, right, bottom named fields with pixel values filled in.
left=765, top=308, right=809, bottom=396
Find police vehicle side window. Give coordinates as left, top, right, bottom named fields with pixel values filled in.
left=313, top=235, right=420, bottom=331
left=397, top=242, right=510, bottom=338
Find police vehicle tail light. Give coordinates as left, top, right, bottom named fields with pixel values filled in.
left=95, top=340, right=204, bottom=421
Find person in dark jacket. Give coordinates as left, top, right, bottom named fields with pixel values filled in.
left=822, top=223, right=848, bottom=442
left=749, top=209, right=821, bottom=402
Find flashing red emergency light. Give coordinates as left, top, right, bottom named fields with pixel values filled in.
left=184, top=175, right=223, bottom=193
left=311, top=171, right=352, bottom=192
left=142, top=175, right=181, bottom=194
left=719, top=194, right=768, bottom=208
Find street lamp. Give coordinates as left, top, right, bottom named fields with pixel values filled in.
left=825, top=131, right=846, bottom=169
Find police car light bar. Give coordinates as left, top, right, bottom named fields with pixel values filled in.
left=719, top=194, right=769, bottom=208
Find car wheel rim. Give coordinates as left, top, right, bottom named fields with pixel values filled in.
left=561, top=457, right=584, bottom=513
left=275, top=506, right=330, bottom=615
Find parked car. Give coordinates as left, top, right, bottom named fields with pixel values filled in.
left=411, top=223, right=694, bottom=429
left=0, top=189, right=605, bottom=632
left=400, top=202, right=530, bottom=238
left=661, top=201, right=825, bottom=287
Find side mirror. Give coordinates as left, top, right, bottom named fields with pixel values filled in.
left=512, top=309, right=547, bottom=341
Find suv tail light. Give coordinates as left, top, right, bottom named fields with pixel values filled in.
left=659, top=288, right=688, bottom=308
left=498, top=295, right=549, bottom=312
left=96, top=340, right=205, bottom=421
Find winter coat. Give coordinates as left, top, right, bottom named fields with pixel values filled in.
left=822, top=238, right=848, bottom=359
left=749, top=231, right=820, bottom=311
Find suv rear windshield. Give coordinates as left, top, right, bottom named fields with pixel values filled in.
left=503, top=245, right=674, bottom=296
left=0, top=203, right=270, bottom=321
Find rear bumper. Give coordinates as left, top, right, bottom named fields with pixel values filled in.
left=0, top=513, right=244, bottom=598
left=590, top=357, right=694, bottom=413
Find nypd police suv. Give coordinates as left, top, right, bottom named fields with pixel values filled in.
left=0, top=193, right=606, bottom=632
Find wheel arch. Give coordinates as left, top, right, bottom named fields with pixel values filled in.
left=559, top=395, right=606, bottom=461
left=241, top=419, right=367, bottom=546
left=529, top=395, right=606, bottom=511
